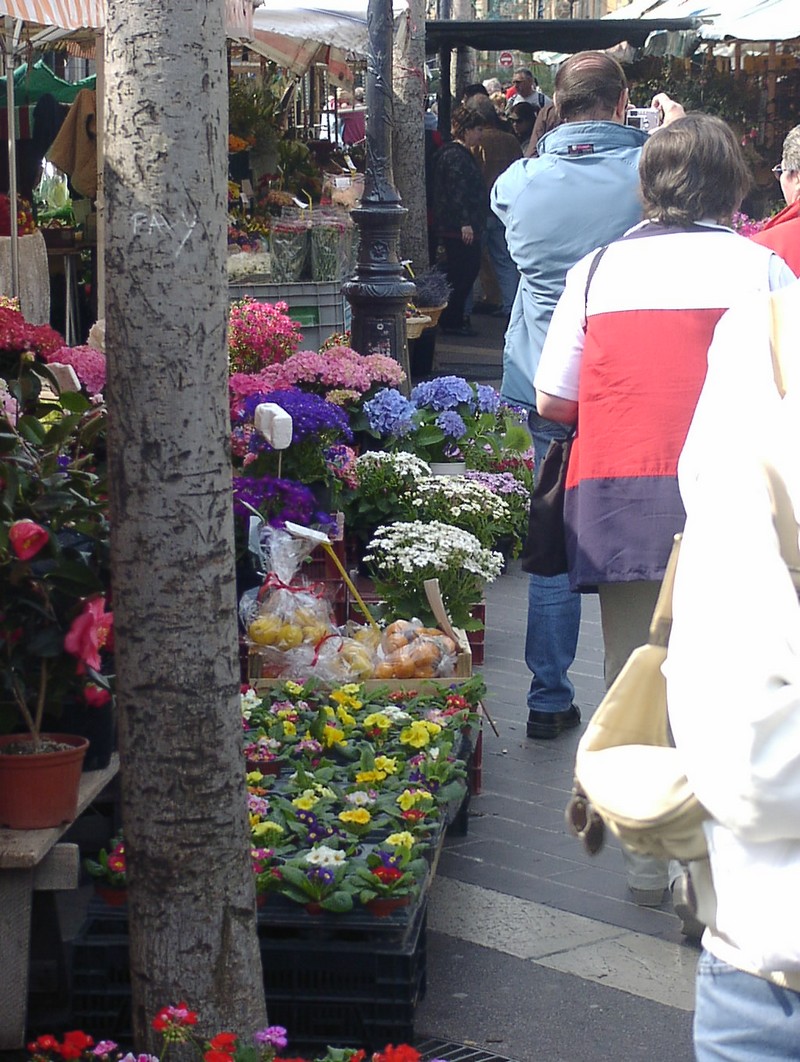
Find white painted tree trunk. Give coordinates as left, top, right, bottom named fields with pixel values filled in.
left=393, top=0, right=429, bottom=269
left=103, top=0, right=267, bottom=1044
left=453, top=0, right=476, bottom=102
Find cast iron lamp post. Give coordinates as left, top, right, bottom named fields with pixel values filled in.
left=342, top=0, right=415, bottom=388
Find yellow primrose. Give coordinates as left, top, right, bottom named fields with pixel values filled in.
left=424, top=720, right=442, bottom=737
left=374, top=755, right=398, bottom=774
left=252, top=821, right=284, bottom=840
left=282, top=720, right=297, bottom=737
left=330, top=690, right=362, bottom=712
left=339, top=808, right=371, bottom=825
left=314, top=784, right=336, bottom=799
left=284, top=681, right=303, bottom=696
left=364, top=713, right=391, bottom=731
left=355, top=769, right=383, bottom=784
left=322, top=724, right=346, bottom=748
left=246, top=770, right=264, bottom=784
left=386, top=831, right=416, bottom=849
left=400, top=721, right=432, bottom=748
left=336, top=706, right=356, bottom=727
left=324, top=705, right=335, bottom=718
left=292, top=789, right=318, bottom=810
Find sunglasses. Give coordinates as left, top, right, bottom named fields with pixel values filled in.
left=565, top=787, right=605, bottom=855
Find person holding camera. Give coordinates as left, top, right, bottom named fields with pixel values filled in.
left=533, top=112, right=795, bottom=913
left=491, top=52, right=681, bottom=753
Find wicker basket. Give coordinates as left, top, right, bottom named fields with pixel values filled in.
left=416, top=304, right=447, bottom=330
left=405, top=314, right=431, bottom=341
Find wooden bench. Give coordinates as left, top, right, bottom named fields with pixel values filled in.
left=0, top=754, right=119, bottom=1049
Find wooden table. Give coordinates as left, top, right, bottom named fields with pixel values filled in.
left=0, top=754, right=119, bottom=1048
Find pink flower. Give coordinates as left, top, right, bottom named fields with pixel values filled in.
left=8, top=519, right=49, bottom=560
left=65, top=597, right=113, bottom=674
left=83, top=682, right=111, bottom=708
left=44, top=345, right=106, bottom=396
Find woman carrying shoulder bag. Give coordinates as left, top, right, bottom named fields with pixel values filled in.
left=665, top=280, right=800, bottom=1060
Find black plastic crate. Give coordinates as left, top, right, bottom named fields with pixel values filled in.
left=260, top=902, right=426, bottom=1002
left=71, top=900, right=427, bottom=1048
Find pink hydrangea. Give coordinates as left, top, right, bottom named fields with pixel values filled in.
left=44, top=345, right=107, bottom=396
left=229, top=365, right=292, bottom=417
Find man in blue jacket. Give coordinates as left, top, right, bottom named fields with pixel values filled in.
left=491, top=53, right=680, bottom=744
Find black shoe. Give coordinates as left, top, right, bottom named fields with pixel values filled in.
left=526, top=704, right=581, bottom=739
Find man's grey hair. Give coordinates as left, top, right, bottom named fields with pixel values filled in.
left=783, top=125, right=800, bottom=172
left=514, top=68, right=534, bottom=81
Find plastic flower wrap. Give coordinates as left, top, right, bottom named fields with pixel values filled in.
left=364, top=520, right=503, bottom=630
left=269, top=215, right=310, bottom=283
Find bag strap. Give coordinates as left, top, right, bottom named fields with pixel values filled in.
left=766, top=287, right=800, bottom=587
left=648, top=533, right=682, bottom=649
left=769, top=287, right=788, bottom=398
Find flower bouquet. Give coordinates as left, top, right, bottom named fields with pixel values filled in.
left=363, top=520, right=503, bottom=630
left=270, top=216, right=310, bottom=283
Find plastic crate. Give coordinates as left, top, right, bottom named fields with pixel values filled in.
left=70, top=901, right=427, bottom=1050
left=229, top=280, right=350, bottom=351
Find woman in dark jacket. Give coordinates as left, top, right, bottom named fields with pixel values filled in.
left=433, top=107, right=488, bottom=336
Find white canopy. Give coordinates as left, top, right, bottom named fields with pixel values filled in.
left=237, top=1, right=408, bottom=77
left=606, top=0, right=800, bottom=44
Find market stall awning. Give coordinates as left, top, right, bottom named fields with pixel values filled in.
left=0, top=1, right=102, bottom=30
left=238, top=1, right=408, bottom=76
left=604, top=0, right=800, bottom=45
left=424, top=16, right=698, bottom=54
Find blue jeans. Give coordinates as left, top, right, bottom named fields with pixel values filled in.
left=695, top=950, right=800, bottom=1060
left=484, top=212, right=519, bottom=315
left=525, top=410, right=581, bottom=714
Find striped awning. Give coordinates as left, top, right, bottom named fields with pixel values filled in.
left=0, top=1, right=257, bottom=37
left=0, top=1, right=104, bottom=30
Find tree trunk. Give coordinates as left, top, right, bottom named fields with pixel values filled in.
left=392, top=0, right=429, bottom=270
left=453, top=0, right=476, bottom=102
left=104, top=0, right=267, bottom=1047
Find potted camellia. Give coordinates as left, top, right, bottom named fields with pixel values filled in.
left=0, top=324, right=113, bottom=829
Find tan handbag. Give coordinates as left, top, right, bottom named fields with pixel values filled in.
left=566, top=534, right=711, bottom=862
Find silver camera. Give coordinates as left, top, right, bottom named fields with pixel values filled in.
left=626, top=107, right=660, bottom=133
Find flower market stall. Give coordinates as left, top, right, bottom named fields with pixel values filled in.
left=0, top=279, right=534, bottom=1050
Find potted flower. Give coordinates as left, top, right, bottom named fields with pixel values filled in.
left=395, top=474, right=513, bottom=551
left=0, top=355, right=113, bottom=828
left=362, top=377, right=529, bottom=473
left=349, top=831, right=429, bottom=916
left=228, top=298, right=302, bottom=374
left=278, top=844, right=356, bottom=913
left=84, top=832, right=127, bottom=906
left=363, top=519, right=503, bottom=631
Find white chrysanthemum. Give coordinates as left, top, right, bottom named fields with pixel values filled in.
left=356, top=450, right=432, bottom=479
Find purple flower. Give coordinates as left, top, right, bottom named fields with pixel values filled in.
left=92, top=1043, right=118, bottom=1056
left=411, top=376, right=475, bottom=412
left=241, top=387, right=352, bottom=444
left=254, top=1025, right=289, bottom=1050
left=363, top=388, right=416, bottom=436
left=436, top=410, right=467, bottom=439
left=307, top=865, right=335, bottom=886
left=475, top=383, right=501, bottom=414
left=232, top=475, right=335, bottom=530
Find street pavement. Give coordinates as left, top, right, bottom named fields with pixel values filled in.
left=413, top=313, right=698, bottom=1062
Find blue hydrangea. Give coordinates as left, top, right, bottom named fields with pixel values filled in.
left=363, top=388, right=416, bottom=436
left=475, top=384, right=501, bottom=414
left=436, top=410, right=467, bottom=439
left=411, top=376, right=475, bottom=412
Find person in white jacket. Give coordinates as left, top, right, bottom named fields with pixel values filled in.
left=666, top=280, right=800, bottom=1058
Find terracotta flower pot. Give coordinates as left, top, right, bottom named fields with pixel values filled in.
left=0, top=732, right=88, bottom=829
left=94, top=882, right=128, bottom=908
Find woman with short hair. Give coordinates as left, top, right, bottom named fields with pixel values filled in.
left=534, top=111, right=795, bottom=915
